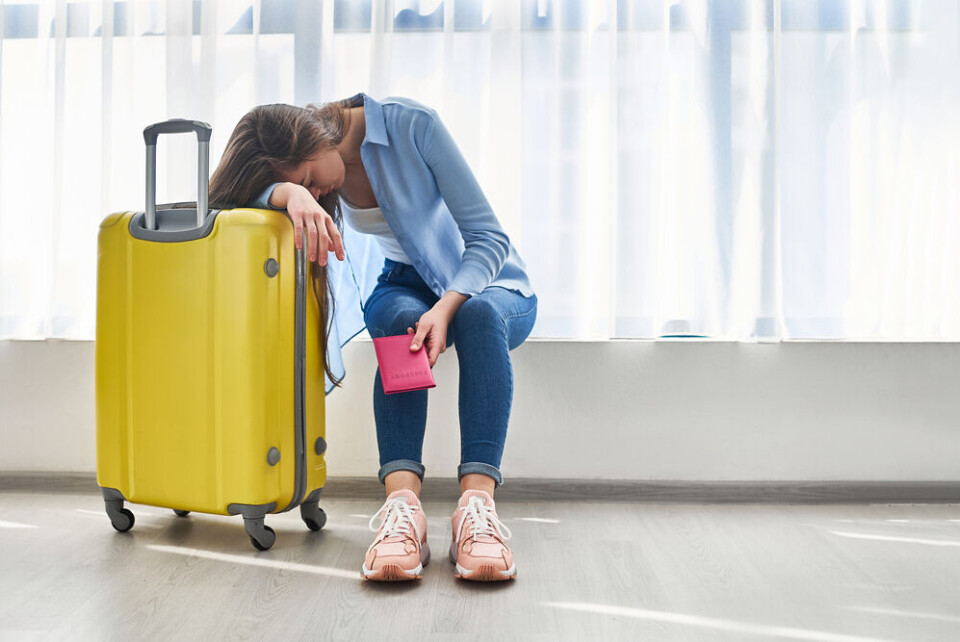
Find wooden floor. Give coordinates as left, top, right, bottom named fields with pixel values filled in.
left=1, top=488, right=959, bottom=641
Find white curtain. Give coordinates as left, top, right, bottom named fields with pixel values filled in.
left=1, top=0, right=958, bottom=342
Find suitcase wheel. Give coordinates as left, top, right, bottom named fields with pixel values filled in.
left=110, top=508, right=135, bottom=533
left=300, top=504, right=327, bottom=532
left=248, top=525, right=276, bottom=551
left=173, top=510, right=190, bottom=518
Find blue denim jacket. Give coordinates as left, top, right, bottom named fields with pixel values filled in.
left=253, top=93, right=535, bottom=394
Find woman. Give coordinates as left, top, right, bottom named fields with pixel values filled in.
left=209, top=93, right=537, bottom=582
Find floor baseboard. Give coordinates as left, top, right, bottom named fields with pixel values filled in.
left=2, top=472, right=959, bottom=503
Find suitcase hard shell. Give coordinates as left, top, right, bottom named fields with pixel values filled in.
left=95, top=120, right=327, bottom=550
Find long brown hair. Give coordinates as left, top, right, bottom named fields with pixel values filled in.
left=209, top=99, right=351, bottom=390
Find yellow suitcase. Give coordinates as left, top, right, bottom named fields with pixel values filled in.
left=96, top=120, right=327, bottom=550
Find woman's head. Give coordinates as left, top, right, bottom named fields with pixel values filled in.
left=208, top=99, right=352, bottom=390
left=277, top=148, right=346, bottom=203
left=209, top=101, right=347, bottom=209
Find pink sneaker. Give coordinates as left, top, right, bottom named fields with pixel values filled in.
left=362, top=489, right=430, bottom=581
left=449, top=489, right=517, bottom=581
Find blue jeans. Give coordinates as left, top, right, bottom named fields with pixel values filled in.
left=362, top=258, right=538, bottom=489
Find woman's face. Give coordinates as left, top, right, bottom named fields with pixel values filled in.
left=280, top=148, right=345, bottom=201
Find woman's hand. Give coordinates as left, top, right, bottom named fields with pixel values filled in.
left=274, top=183, right=344, bottom=266
left=407, top=292, right=469, bottom=368
left=407, top=308, right=451, bottom=368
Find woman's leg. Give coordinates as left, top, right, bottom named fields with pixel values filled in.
left=360, top=261, right=442, bottom=582
left=446, top=288, right=535, bottom=582
left=448, top=287, right=538, bottom=496
left=362, top=262, right=440, bottom=494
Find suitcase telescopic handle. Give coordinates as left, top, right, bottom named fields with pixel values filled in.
left=143, top=119, right=213, bottom=231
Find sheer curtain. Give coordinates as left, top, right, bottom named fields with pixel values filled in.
left=1, top=0, right=958, bottom=342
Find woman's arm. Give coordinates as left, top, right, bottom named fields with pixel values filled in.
left=252, top=183, right=282, bottom=210
left=418, top=111, right=512, bottom=298
left=253, top=182, right=312, bottom=210
left=435, top=290, right=469, bottom=318
left=405, top=111, right=509, bottom=366
left=255, top=182, right=344, bottom=264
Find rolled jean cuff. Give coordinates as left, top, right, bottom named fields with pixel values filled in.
left=377, top=459, right=425, bottom=485
left=457, top=462, right=503, bottom=489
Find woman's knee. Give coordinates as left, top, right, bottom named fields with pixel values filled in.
left=451, top=296, right=507, bottom=338
left=365, top=304, right=428, bottom=339
left=451, top=291, right=537, bottom=351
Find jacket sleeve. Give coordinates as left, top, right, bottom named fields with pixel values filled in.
left=419, top=111, right=511, bottom=298
left=252, top=182, right=283, bottom=209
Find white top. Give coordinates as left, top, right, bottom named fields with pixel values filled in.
left=339, top=197, right=412, bottom=265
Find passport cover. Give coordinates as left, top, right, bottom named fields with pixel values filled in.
left=372, top=334, right=437, bottom=395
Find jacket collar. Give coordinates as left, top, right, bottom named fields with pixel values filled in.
left=346, top=92, right=389, bottom=147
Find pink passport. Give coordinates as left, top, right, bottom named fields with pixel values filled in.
left=372, top=334, right=437, bottom=395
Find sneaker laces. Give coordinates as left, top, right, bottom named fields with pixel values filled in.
left=368, top=497, right=422, bottom=543
left=456, top=496, right=513, bottom=543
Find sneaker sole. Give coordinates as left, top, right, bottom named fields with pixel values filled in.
left=362, top=543, right=431, bottom=582
left=448, top=543, right=517, bottom=581
left=454, top=562, right=517, bottom=581
left=361, top=563, right=423, bottom=581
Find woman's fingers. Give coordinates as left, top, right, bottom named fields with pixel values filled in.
left=307, top=213, right=343, bottom=265
left=288, top=195, right=338, bottom=264
left=408, top=322, right=445, bottom=367
left=293, top=218, right=304, bottom=251
left=324, top=215, right=345, bottom=260
left=410, top=322, right=429, bottom=351
left=315, top=217, right=328, bottom=265
left=306, top=216, right=319, bottom=262
left=301, top=212, right=341, bottom=266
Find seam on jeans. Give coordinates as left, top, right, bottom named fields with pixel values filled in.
left=503, top=302, right=538, bottom=322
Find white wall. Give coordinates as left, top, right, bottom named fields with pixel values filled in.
left=2, top=339, right=959, bottom=480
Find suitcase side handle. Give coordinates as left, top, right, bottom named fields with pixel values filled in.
left=143, top=119, right=213, bottom=231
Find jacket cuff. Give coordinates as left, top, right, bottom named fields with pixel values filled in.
left=252, top=182, right=283, bottom=210
left=446, top=262, right=491, bottom=298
